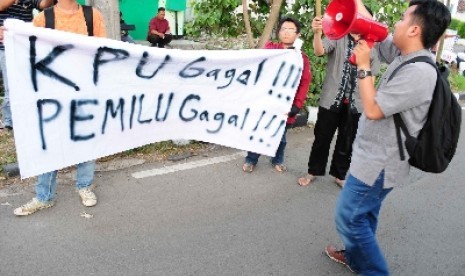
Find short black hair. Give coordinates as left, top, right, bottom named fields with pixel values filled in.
left=409, top=0, right=451, bottom=49
left=277, top=16, right=302, bottom=35
left=158, top=7, right=166, bottom=12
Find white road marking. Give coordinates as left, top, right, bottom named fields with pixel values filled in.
left=132, top=151, right=246, bottom=179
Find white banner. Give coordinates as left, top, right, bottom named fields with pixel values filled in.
left=4, top=19, right=303, bottom=179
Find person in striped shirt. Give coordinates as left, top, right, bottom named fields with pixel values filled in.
left=0, top=0, right=54, bottom=130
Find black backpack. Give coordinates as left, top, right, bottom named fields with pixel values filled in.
left=389, top=56, right=462, bottom=173
left=44, top=5, right=94, bottom=36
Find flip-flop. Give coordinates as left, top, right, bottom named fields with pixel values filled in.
left=297, top=174, right=316, bottom=186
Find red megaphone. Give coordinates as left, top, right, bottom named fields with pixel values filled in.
left=322, top=0, right=388, bottom=64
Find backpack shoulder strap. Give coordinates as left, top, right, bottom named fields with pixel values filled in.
left=390, top=56, right=437, bottom=161
left=82, top=5, right=94, bottom=37
left=388, top=56, right=436, bottom=82
left=44, top=6, right=55, bottom=29
left=44, top=5, right=93, bottom=37
left=394, top=113, right=411, bottom=160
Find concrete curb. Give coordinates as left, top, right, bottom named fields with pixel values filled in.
left=2, top=163, right=19, bottom=178
left=453, top=92, right=465, bottom=100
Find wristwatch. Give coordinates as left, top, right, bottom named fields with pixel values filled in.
left=357, top=69, right=372, bottom=79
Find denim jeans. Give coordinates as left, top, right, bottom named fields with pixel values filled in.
left=36, top=161, right=96, bottom=202
left=0, top=49, right=12, bottom=127
left=335, top=171, right=393, bottom=275
left=245, top=127, right=287, bottom=165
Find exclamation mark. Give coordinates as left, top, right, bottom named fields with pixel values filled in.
left=271, top=120, right=286, bottom=138
left=283, top=65, right=295, bottom=87
left=272, top=62, right=286, bottom=86
left=292, top=67, right=302, bottom=88
left=250, top=111, right=266, bottom=140
left=264, top=115, right=277, bottom=129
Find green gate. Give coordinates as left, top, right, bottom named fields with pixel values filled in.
left=119, top=0, right=158, bottom=40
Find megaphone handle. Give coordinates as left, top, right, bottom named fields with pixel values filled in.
left=349, top=40, right=375, bottom=65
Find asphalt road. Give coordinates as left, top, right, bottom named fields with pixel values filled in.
left=1, top=110, right=465, bottom=276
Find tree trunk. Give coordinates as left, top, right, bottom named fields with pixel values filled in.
left=436, top=0, right=451, bottom=63
left=257, top=0, right=283, bottom=48
left=87, top=0, right=120, bottom=40
left=242, top=0, right=255, bottom=48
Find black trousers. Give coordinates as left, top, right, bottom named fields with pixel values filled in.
left=307, top=105, right=361, bottom=180
left=147, top=34, right=173, bottom=48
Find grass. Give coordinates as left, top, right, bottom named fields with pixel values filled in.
left=449, top=70, right=465, bottom=92
left=0, top=136, right=209, bottom=178
left=0, top=130, right=15, bottom=165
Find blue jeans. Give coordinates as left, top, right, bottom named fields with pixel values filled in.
left=36, top=161, right=96, bottom=202
left=335, top=171, right=393, bottom=275
left=245, top=127, right=287, bottom=165
left=0, top=49, right=12, bottom=127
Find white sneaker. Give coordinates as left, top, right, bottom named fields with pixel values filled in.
left=13, top=198, right=54, bottom=216
left=78, top=188, right=97, bottom=207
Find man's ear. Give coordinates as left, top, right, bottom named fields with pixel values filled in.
left=408, top=24, right=421, bottom=38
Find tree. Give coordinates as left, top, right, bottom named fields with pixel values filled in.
left=257, top=0, right=284, bottom=48
left=87, top=0, right=120, bottom=40
left=242, top=0, right=255, bottom=48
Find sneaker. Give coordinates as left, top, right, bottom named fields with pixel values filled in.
left=13, top=198, right=54, bottom=216
left=78, top=188, right=97, bottom=207
left=324, top=245, right=354, bottom=273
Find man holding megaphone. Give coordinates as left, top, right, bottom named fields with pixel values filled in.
left=324, top=0, right=451, bottom=275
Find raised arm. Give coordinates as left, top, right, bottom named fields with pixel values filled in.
left=38, top=0, right=55, bottom=10
left=356, top=0, right=373, bottom=19
left=0, top=0, right=16, bottom=12
left=312, top=16, right=325, bottom=56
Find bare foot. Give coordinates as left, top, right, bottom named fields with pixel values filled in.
left=273, top=164, right=286, bottom=172
left=335, top=178, right=345, bottom=188
left=242, top=163, right=254, bottom=173
left=297, top=174, right=316, bottom=186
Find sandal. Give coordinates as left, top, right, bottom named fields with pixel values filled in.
left=335, top=178, right=345, bottom=188
left=242, top=163, right=255, bottom=173
left=273, top=164, right=286, bottom=172
left=297, top=174, right=316, bottom=186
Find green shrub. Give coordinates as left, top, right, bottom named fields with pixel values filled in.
left=457, top=22, right=465, bottom=38
left=450, top=18, right=462, bottom=30
left=185, top=0, right=243, bottom=37
left=449, top=71, right=465, bottom=92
